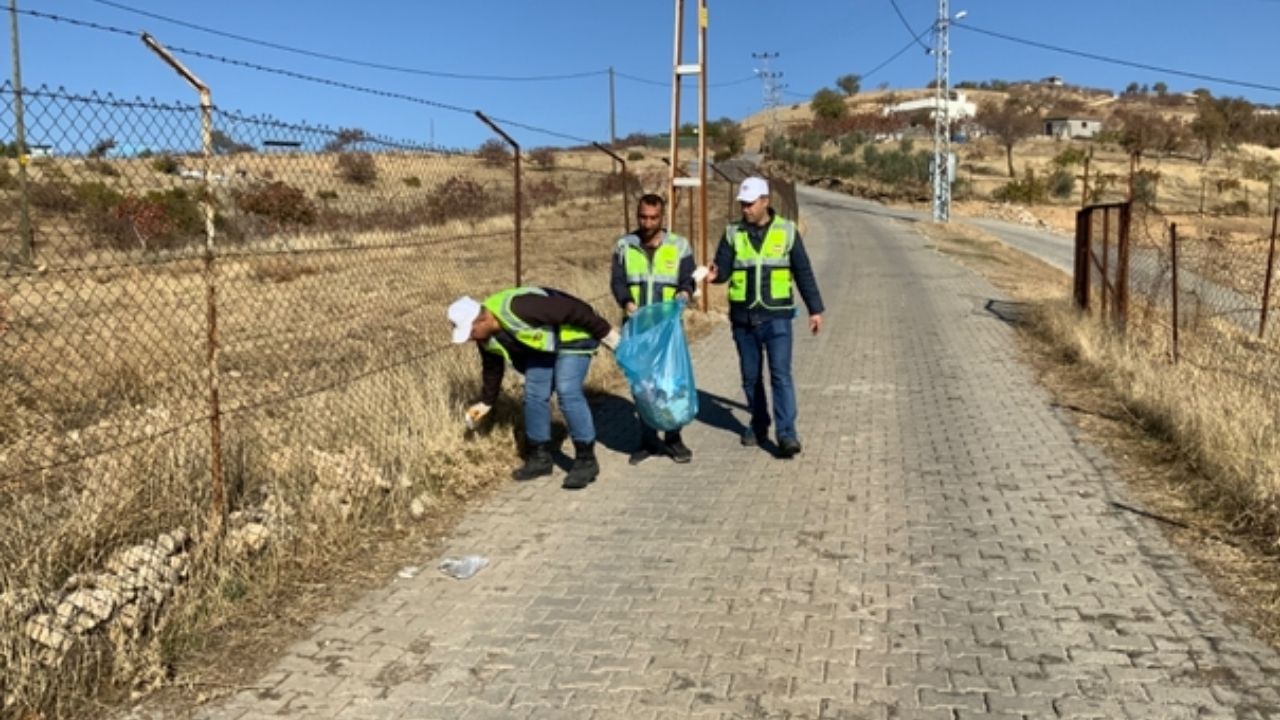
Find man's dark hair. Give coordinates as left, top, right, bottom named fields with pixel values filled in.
left=637, top=193, right=666, bottom=211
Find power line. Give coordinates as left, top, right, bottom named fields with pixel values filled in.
left=84, top=0, right=608, bottom=83
left=888, top=0, right=931, bottom=52
left=954, top=21, right=1280, bottom=95
left=18, top=9, right=599, bottom=144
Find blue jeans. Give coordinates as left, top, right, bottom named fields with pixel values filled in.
left=731, top=317, right=797, bottom=441
left=523, top=352, right=595, bottom=445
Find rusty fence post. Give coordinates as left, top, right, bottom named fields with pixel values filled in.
left=1073, top=207, right=1090, bottom=310
left=1101, top=206, right=1111, bottom=319
left=592, top=142, right=629, bottom=235
left=1261, top=208, right=1279, bottom=339
left=475, top=112, right=522, bottom=286
left=1116, top=202, right=1132, bottom=329
left=142, top=33, right=227, bottom=541
left=1171, top=222, right=1180, bottom=363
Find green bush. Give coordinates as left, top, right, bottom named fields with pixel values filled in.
left=1052, top=147, right=1088, bottom=168
left=316, top=189, right=339, bottom=201
left=29, top=182, right=79, bottom=212
left=993, top=168, right=1049, bottom=204
left=1049, top=167, right=1075, bottom=199
left=402, top=176, right=422, bottom=188
left=1133, top=169, right=1160, bottom=207
left=626, top=151, right=644, bottom=161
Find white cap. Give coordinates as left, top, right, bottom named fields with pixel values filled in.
left=736, top=176, right=769, bottom=202
left=447, top=296, right=481, bottom=344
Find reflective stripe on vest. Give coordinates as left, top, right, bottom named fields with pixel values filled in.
left=726, top=217, right=795, bottom=310
left=481, top=287, right=596, bottom=360
left=616, top=232, right=688, bottom=307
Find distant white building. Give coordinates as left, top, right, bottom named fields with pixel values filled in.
left=1044, top=117, right=1103, bottom=139
left=28, top=144, right=54, bottom=158
left=882, top=90, right=977, bottom=121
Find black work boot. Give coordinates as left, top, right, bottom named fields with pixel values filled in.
left=629, top=428, right=666, bottom=465
left=512, top=442, right=554, bottom=481
left=665, top=430, right=692, bottom=464
left=562, top=441, right=599, bottom=490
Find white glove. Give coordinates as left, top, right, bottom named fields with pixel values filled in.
left=464, top=402, right=491, bottom=430
left=601, top=328, right=621, bottom=352
left=692, top=265, right=710, bottom=283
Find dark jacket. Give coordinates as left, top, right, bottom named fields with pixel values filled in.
left=710, top=209, right=825, bottom=327
left=478, top=288, right=611, bottom=406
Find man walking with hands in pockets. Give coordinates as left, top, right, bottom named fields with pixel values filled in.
left=708, top=176, right=824, bottom=458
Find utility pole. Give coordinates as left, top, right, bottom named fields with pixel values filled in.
left=930, top=0, right=951, bottom=223
left=608, top=66, right=618, bottom=172
left=9, top=0, right=33, bottom=264
left=752, top=51, right=782, bottom=139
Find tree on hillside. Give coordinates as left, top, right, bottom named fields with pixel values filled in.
left=836, top=74, right=861, bottom=97
left=1153, top=81, right=1169, bottom=97
left=1123, top=82, right=1141, bottom=97
left=1116, top=110, right=1186, bottom=164
left=212, top=129, right=254, bottom=155
left=811, top=88, right=848, bottom=121
left=1191, top=96, right=1255, bottom=163
left=976, top=96, right=1040, bottom=177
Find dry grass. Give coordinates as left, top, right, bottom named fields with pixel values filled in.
left=914, top=217, right=1280, bottom=646
left=0, top=140, right=736, bottom=717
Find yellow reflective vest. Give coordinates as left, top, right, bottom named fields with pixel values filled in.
left=726, top=216, right=796, bottom=310
left=481, top=287, right=596, bottom=363
left=615, top=231, right=691, bottom=307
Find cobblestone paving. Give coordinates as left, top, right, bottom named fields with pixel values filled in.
left=188, top=186, right=1280, bottom=719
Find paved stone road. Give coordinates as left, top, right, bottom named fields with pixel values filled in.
left=192, top=187, right=1280, bottom=719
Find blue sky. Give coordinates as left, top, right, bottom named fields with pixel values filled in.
left=7, top=0, right=1280, bottom=150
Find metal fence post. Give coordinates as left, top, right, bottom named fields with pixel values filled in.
left=142, top=33, right=227, bottom=541
left=1116, top=202, right=1131, bottom=329
left=1073, top=208, right=1089, bottom=310
left=8, top=0, right=33, bottom=265
left=1261, top=208, right=1278, bottom=339
left=1101, top=207, right=1110, bottom=319
left=474, top=112, right=522, bottom=286
left=1171, top=222, right=1180, bottom=363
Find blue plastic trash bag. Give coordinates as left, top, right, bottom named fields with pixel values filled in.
left=615, top=300, right=698, bottom=432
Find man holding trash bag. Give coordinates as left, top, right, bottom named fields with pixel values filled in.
left=708, top=176, right=824, bottom=458
left=448, top=287, right=620, bottom=490
left=610, top=193, right=698, bottom=464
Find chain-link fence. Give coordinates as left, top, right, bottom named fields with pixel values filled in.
left=0, top=82, right=737, bottom=715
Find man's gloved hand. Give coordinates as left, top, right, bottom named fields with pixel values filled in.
left=464, top=402, right=491, bottom=430
left=602, top=328, right=622, bottom=352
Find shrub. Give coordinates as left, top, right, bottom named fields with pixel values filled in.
left=74, top=180, right=124, bottom=213
left=1215, top=199, right=1250, bottom=216
left=428, top=175, right=491, bottom=223
left=526, top=178, right=564, bottom=206
left=1052, top=147, right=1088, bottom=168
left=477, top=139, right=511, bottom=168
left=626, top=151, right=644, bottom=161
left=86, top=159, right=120, bottom=177
left=993, top=168, right=1049, bottom=204
left=528, top=147, right=556, bottom=170
left=151, top=155, right=180, bottom=174
left=29, top=182, right=79, bottom=212
left=595, top=170, right=641, bottom=197
left=0, top=162, right=14, bottom=190
left=1133, top=169, right=1160, bottom=207
left=402, top=175, right=422, bottom=188
left=335, top=152, right=377, bottom=185
left=1049, top=167, right=1075, bottom=199
left=236, top=181, right=317, bottom=227
left=316, top=189, right=339, bottom=201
